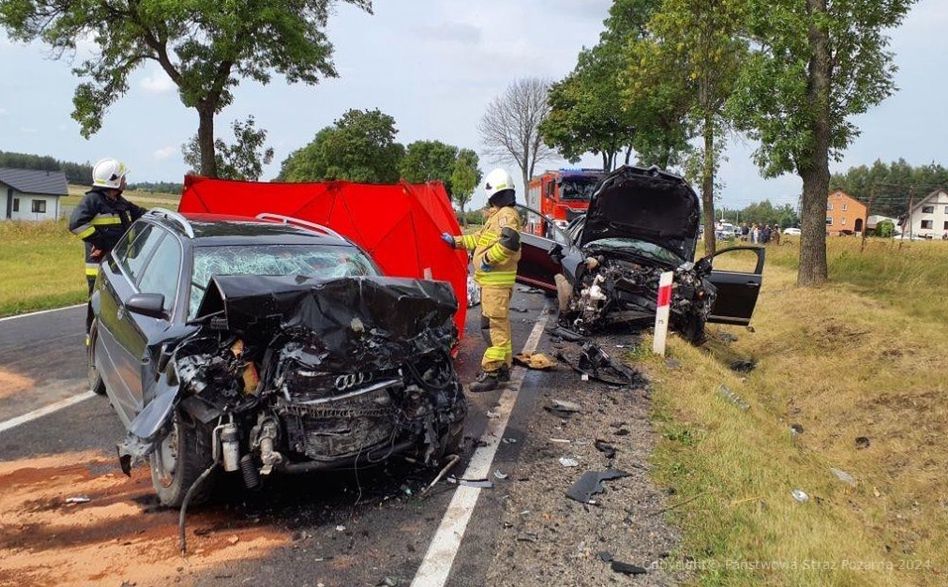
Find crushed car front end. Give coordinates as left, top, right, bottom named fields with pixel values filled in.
left=121, top=275, right=466, bottom=505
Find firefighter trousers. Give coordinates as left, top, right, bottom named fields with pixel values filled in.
left=480, top=286, right=513, bottom=372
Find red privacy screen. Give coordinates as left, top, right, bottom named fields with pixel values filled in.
left=179, top=176, right=469, bottom=335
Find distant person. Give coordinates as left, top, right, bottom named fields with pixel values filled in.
left=751, top=224, right=760, bottom=244
left=772, top=226, right=781, bottom=245
left=69, top=158, right=146, bottom=337
left=761, top=224, right=772, bottom=244
left=741, top=223, right=749, bottom=242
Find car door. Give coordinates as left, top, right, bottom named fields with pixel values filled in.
left=514, top=204, right=584, bottom=291
left=96, top=222, right=163, bottom=426
left=706, top=246, right=766, bottom=325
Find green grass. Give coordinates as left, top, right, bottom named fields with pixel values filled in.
left=0, top=220, right=87, bottom=316
left=644, top=240, right=948, bottom=585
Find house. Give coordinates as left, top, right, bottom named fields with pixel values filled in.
left=1, top=168, right=69, bottom=221
left=825, top=190, right=868, bottom=236
left=902, top=189, right=948, bottom=239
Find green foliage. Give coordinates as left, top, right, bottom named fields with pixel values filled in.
left=127, top=182, right=185, bottom=194
left=729, top=0, right=916, bottom=178
left=450, top=149, right=481, bottom=221
left=0, top=150, right=91, bottom=183
left=278, top=108, right=404, bottom=183
left=183, top=115, right=274, bottom=181
left=457, top=209, right=484, bottom=226
left=831, top=159, right=948, bottom=217
left=0, top=0, right=371, bottom=175
left=726, top=200, right=800, bottom=228
left=400, top=140, right=458, bottom=190
left=876, top=219, right=895, bottom=238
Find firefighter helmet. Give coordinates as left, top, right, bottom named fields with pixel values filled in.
left=485, top=168, right=515, bottom=207
left=92, top=158, right=129, bottom=189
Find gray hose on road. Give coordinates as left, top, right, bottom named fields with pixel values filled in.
left=178, top=462, right=219, bottom=555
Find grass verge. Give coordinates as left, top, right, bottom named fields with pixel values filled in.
left=642, top=239, right=946, bottom=585
left=0, top=220, right=87, bottom=317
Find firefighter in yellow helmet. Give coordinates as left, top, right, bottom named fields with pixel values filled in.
left=442, top=168, right=522, bottom=392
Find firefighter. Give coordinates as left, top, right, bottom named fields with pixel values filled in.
left=442, top=168, right=522, bottom=392
left=69, top=158, right=146, bottom=335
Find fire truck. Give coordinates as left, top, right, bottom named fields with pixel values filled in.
left=525, top=168, right=605, bottom=236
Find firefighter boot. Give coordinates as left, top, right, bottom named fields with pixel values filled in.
left=469, top=370, right=501, bottom=393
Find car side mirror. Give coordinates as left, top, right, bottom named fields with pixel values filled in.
left=549, top=243, right=564, bottom=263
left=126, top=293, right=166, bottom=319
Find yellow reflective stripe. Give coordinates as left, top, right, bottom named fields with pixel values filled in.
left=486, top=244, right=512, bottom=264
left=90, top=214, right=122, bottom=226
left=85, top=264, right=100, bottom=277
left=477, top=233, right=498, bottom=247
left=475, top=270, right=517, bottom=285
left=458, top=234, right=478, bottom=250
left=74, top=225, right=96, bottom=239
left=484, top=347, right=507, bottom=361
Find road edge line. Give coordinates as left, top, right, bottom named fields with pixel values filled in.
left=0, top=391, right=97, bottom=435
left=0, top=304, right=85, bottom=323
left=411, top=309, right=549, bottom=587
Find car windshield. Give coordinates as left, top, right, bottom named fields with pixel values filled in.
left=586, top=238, right=684, bottom=265
left=560, top=178, right=598, bottom=201
left=189, top=244, right=378, bottom=318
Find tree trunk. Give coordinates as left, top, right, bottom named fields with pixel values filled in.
left=798, top=0, right=831, bottom=286
left=197, top=105, right=218, bottom=178
left=461, top=201, right=467, bottom=227
left=701, top=115, right=717, bottom=257
left=624, top=145, right=633, bottom=166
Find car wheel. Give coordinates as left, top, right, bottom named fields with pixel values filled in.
left=150, top=410, right=216, bottom=508
left=87, top=320, right=106, bottom=396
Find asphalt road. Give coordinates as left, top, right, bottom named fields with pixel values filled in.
left=0, top=290, right=562, bottom=587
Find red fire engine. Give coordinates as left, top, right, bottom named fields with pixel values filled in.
left=525, top=168, right=604, bottom=235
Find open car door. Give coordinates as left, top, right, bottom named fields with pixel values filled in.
left=513, top=205, right=583, bottom=292
left=706, top=246, right=765, bottom=325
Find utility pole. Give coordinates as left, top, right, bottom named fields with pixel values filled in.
left=900, top=186, right=914, bottom=248
left=860, top=184, right=875, bottom=253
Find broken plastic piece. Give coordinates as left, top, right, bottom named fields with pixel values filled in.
left=717, top=385, right=750, bottom=411
left=791, top=489, right=809, bottom=503
left=65, top=496, right=91, bottom=504
left=594, top=439, right=617, bottom=459
left=449, top=477, right=494, bottom=489
left=493, top=470, right=508, bottom=480
left=610, top=560, right=647, bottom=575
left=559, top=457, right=579, bottom=468
left=566, top=470, right=629, bottom=503
left=830, top=468, right=856, bottom=487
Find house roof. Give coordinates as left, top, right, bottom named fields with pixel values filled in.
left=828, top=190, right=867, bottom=208
left=909, top=189, right=948, bottom=214
left=0, top=168, right=68, bottom=197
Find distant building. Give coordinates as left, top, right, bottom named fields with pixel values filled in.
left=901, top=189, right=948, bottom=239
left=0, top=168, right=68, bottom=221
left=825, top=190, right=867, bottom=236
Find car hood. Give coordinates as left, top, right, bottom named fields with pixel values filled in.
left=579, top=166, right=700, bottom=260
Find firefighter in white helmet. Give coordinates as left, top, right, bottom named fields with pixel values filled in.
left=69, top=158, right=146, bottom=335
left=442, top=168, right=522, bottom=392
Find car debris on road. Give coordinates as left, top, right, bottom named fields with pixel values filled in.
left=566, top=469, right=630, bottom=504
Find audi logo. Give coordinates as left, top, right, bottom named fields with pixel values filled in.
left=334, top=372, right=374, bottom=391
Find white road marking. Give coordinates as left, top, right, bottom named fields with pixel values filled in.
left=0, top=304, right=84, bottom=323
left=0, top=391, right=97, bottom=435
left=412, top=309, right=549, bottom=587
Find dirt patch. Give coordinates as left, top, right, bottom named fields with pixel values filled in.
left=483, top=373, right=685, bottom=585
left=0, top=369, right=34, bottom=400
left=0, top=450, right=289, bottom=587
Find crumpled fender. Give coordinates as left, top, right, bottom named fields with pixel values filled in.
left=117, top=367, right=180, bottom=475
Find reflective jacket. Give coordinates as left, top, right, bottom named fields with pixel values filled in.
left=69, top=188, right=146, bottom=278
left=455, top=206, right=522, bottom=287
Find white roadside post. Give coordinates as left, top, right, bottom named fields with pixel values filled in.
left=652, top=271, right=674, bottom=356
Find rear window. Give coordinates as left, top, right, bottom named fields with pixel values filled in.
left=189, top=244, right=379, bottom=318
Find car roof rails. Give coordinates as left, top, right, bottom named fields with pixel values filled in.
left=148, top=208, right=194, bottom=238
left=255, top=213, right=347, bottom=241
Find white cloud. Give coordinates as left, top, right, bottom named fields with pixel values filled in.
left=141, top=72, right=176, bottom=93
left=153, top=146, right=177, bottom=160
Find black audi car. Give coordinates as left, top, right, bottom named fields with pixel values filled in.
left=88, top=210, right=466, bottom=507
left=516, top=166, right=765, bottom=343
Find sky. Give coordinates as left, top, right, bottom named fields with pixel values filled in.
left=1, top=0, right=946, bottom=211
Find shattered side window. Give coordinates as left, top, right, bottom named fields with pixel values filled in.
left=189, top=244, right=379, bottom=318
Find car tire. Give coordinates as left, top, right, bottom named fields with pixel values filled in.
left=150, top=410, right=216, bottom=508
left=87, top=320, right=107, bottom=396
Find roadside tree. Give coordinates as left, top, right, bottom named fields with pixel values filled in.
left=400, top=141, right=459, bottom=191
left=183, top=116, right=274, bottom=181
left=478, top=78, right=556, bottom=194
left=0, top=0, right=371, bottom=178
left=450, top=149, right=481, bottom=226
left=278, top=109, right=404, bottom=183
left=729, top=0, right=916, bottom=286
